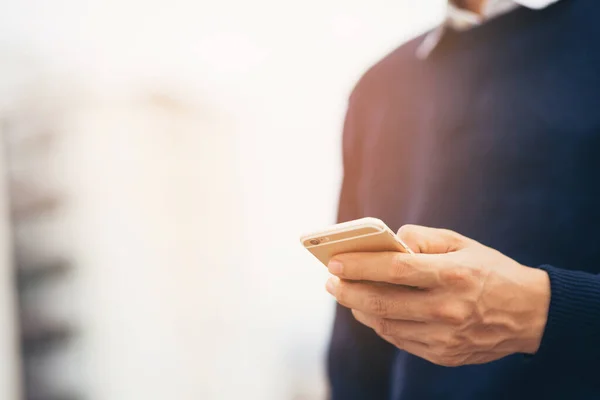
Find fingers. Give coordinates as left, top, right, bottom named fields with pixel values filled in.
left=396, top=225, right=467, bottom=254
left=352, top=310, right=431, bottom=342
left=327, top=225, right=470, bottom=287
left=380, top=334, right=431, bottom=360
left=352, top=310, right=431, bottom=358
left=327, top=277, right=436, bottom=321
left=351, top=310, right=467, bottom=367
left=328, top=251, right=444, bottom=288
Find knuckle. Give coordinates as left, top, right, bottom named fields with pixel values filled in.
left=439, top=228, right=465, bottom=242
left=391, top=338, right=407, bottom=350
left=436, top=355, right=463, bottom=367
left=389, top=254, right=410, bottom=282
left=431, top=303, right=450, bottom=320
left=397, top=224, right=417, bottom=238
left=366, top=295, right=389, bottom=317
left=335, top=282, right=346, bottom=304
left=439, top=229, right=467, bottom=252
left=430, top=348, right=464, bottom=367
left=374, top=318, right=392, bottom=336
left=432, top=332, right=457, bottom=349
left=443, top=335, right=462, bottom=351
left=431, top=303, right=467, bottom=325
left=396, top=225, right=419, bottom=250
left=439, top=267, right=476, bottom=289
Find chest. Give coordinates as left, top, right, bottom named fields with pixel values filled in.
left=361, top=24, right=600, bottom=268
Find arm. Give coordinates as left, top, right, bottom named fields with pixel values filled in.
left=327, top=92, right=396, bottom=400
left=325, top=224, right=600, bottom=380
left=533, top=265, right=600, bottom=378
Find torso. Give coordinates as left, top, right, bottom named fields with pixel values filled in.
left=352, top=2, right=600, bottom=397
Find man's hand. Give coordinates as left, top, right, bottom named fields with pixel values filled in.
left=325, top=225, right=551, bottom=367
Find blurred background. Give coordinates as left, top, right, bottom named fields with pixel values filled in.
left=0, top=1, right=444, bottom=399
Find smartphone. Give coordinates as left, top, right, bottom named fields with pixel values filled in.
left=300, top=217, right=414, bottom=267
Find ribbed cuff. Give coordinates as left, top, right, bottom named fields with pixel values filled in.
left=534, top=265, right=600, bottom=361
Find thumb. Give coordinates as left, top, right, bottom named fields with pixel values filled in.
left=397, top=224, right=467, bottom=254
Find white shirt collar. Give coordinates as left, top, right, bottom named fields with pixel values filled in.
left=516, top=0, right=560, bottom=8
left=417, top=0, right=562, bottom=59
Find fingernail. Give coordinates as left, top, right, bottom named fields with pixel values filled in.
left=328, top=259, right=344, bottom=275
left=326, top=277, right=339, bottom=295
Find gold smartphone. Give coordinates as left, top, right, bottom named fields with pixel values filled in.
left=300, top=217, right=414, bottom=266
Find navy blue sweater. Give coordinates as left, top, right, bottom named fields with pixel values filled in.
left=328, top=1, right=600, bottom=399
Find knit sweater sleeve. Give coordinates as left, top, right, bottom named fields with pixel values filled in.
left=533, top=265, right=600, bottom=367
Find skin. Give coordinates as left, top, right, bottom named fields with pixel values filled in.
left=325, top=225, right=551, bottom=367
left=455, top=0, right=486, bottom=14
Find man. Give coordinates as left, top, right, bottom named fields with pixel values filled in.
left=325, top=0, right=600, bottom=398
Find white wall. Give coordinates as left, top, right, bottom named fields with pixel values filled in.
left=0, top=123, right=22, bottom=400
left=0, top=1, right=443, bottom=399
left=61, top=94, right=247, bottom=399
